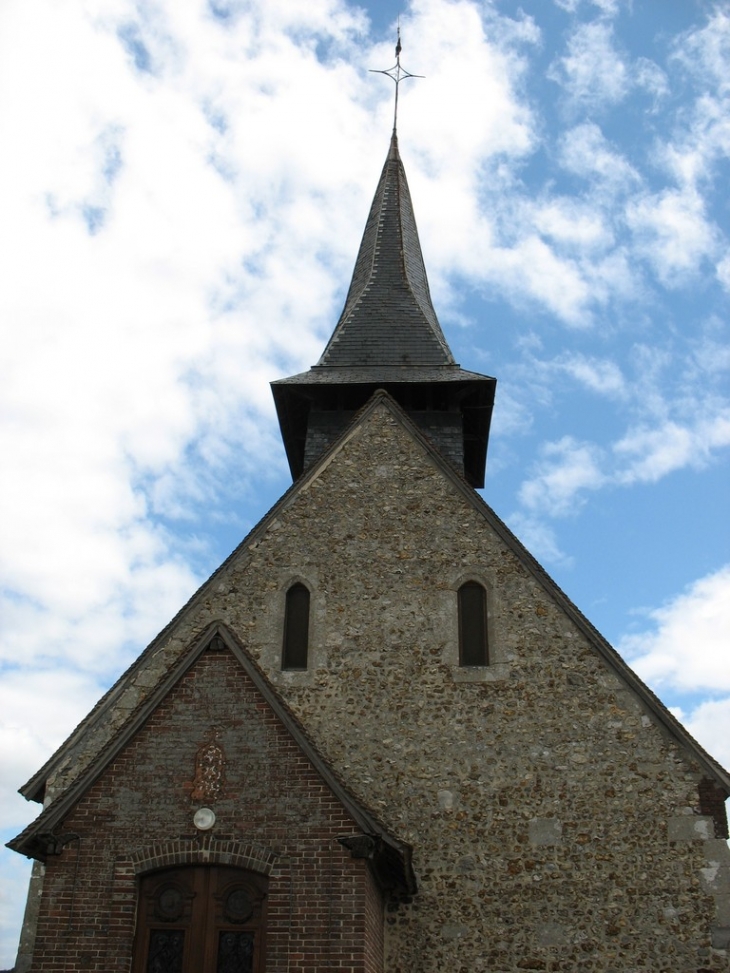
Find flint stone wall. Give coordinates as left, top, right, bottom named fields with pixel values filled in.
left=42, top=398, right=730, bottom=971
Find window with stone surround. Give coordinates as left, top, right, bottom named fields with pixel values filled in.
left=282, top=582, right=310, bottom=670
left=458, top=581, right=488, bottom=666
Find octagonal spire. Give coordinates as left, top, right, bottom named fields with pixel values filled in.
left=318, top=132, right=454, bottom=368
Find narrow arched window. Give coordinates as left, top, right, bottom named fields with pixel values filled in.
left=282, top=583, right=310, bottom=670
left=458, top=581, right=488, bottom=666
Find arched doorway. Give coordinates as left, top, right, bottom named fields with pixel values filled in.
left=132, top=865, right=267, bottom=973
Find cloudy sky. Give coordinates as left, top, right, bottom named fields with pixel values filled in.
left=1, top=0, right=729, bottom=961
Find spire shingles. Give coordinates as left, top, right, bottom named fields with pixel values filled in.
left=319, top=133, right=454, bottom=367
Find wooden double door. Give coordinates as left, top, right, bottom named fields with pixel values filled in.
left=132, top=865, right=267, bottom=973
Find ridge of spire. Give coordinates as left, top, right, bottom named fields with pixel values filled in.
left=317, top=132, right=455, bottom=368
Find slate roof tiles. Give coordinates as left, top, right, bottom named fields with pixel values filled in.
left=318, top=132, right=455, bottom=368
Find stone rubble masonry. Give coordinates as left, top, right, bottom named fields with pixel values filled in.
left=28, top=396, right=730, bottom=971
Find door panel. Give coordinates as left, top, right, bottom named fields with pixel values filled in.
left=216, top=931, right=254, bottom=973
left=132, top=866, right=266, bottom=973
left=146, top=930, right=185, bottom=973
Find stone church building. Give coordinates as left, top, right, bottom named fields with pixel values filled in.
left=9, top=129, right=730, bottom=972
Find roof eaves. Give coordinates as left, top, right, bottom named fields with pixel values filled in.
left=271, top=365, right=495, bottom=386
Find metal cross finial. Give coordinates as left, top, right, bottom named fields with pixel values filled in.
left=370, top=24, right=424, bottom=132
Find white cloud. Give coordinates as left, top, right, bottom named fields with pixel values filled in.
left=513, top=350, right=627, bottom=406
left=634, top=57, right=669, bottom=102
left=552, top=0, right=624, bottom=18
left=718, top=253, right=730, bottom=290
left=548, top=15, right=667, bottom=115
left=532, top=198, right=613, bottom=250
left=379, top=0, right=538, bottom=173
left=582, top=247, right=640, bottom=304
left=688, top=322, right=730, bottom=378
left=651, top=12, right=730, bottom=205
left=0, top=668, right=106, bottom=829
left=625, top=188, right=717, bottom=283
left=621, top=565, right=730, bottom=693
left=519, top=436, right=606, bottom=516
left=614, top=413, right=730, bottom=484
left=515, top=407, right=730, bottom=524
left=559, top=123, right=640, bottom=193
left=506, top=512, right=573, bottom=568
left=489, top=388, right=535, bottom=440
left=672, top=8, right=730, bottom=93
left=556, top=353, right=626, bottom=396
left=514, top=338, right=729, bottom=523
left=490, top=236, right=594, bottom=325
left=393, top=3, right=539, bottom=258
left=0, top=851, right=32, bottom=973
left=548, top=21, right=629, bottom=109
left=683, top=697, right=730, bottom=769
left=657, top=90, right=730, bottom=193
left=547, top=10, right=729, bottom=282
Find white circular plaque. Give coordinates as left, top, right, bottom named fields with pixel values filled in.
left=193, top=807, right=216, bottom=831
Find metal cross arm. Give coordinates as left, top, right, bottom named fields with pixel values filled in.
left=370, top=29, right=424, bottom=131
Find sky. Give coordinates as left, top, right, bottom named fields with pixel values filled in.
left=1, top=0, right=729, bottom=963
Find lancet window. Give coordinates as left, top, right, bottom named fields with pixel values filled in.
left=282, top=582, right=310, bottom=670
left=458, top=581, right=488, bottom=666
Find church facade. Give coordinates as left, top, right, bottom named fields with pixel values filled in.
left=9, top=131, right=730, bottom=972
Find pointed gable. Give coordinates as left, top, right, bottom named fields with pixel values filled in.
left=11, top=388, right=730, bottom=970
left=21, top=391, right=730, bottom=801
left=9, top=622, right=415, bottom=895
left=21, top=392, right=729, bottom=819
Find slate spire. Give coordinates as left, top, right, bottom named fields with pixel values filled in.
left=272, top=135, right=496, bottom=488
left=318, top=132, right=454, bottom=368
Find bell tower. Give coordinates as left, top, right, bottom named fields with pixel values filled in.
left=271, top=130, right=496, bottom=487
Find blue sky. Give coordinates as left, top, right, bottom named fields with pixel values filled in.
left=1, top=0, right=729, bottom=963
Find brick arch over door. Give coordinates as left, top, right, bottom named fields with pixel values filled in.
left=130, top=838, right=277, bottom=877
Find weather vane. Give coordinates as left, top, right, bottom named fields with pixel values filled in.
left=370, top=22, right=423, bottom=132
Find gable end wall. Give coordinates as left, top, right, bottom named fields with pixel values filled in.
left=27, top=649, right=384, bottom=973
left=24, top=399, right=730, bottom=971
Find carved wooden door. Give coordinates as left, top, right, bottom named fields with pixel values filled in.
left=132, top=866, right=267, bottom=973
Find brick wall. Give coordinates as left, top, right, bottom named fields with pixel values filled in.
left=30, top=649, right=382, bottom=972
